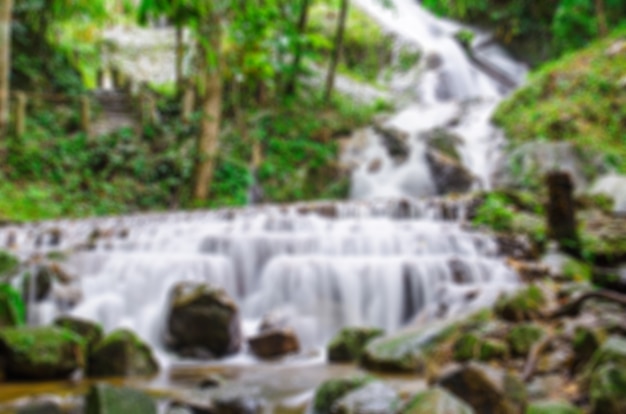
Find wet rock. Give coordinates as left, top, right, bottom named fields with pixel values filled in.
left=494, top=285, right=545, bottom=322
left=54, top=316, right=104, bottom=351
left=16, top=399, right=63, bottom=414
left=327, top=327, right=385, bottom=363
left=0, top=326, right=85, bottom=380
left=198, top=373, right=225, bottom=389
left=360, top=329, right=428, bottom=373
left=373, top=123, right=410, bottom=160
left=526, top=400, right=582, bottom=414
left=213, top=390, right=264, bottom=414
left=426, top=150, right=475, bottom=195
left=506, top=323, right=546, bottom=357
left=453, top=333, right=508, bottom=362
left=313, top=376, right=374, bottom=414
left=0, top=283, right=25, bottom=327
left=589, top=363, right=626, bottom=414
left=88, top=328, right=159, bottom=378
left=248, top=328, right=300, bottom=359
left=333, top=381, right=401, bottom=414
left=421, top=128, right=463, bottom=161
left=399, top=387, right=475, bottom=414
left=21, top=266, right=53, bottom=302
left=495, top=234, right=537, bottom=261
left=507, top=260, right=550, bottom=284
left=437, top=363, right=527, bottom=414
left=85, top=383, right=157, bottom=414
left=591, top=267, right=626, bottom=294
left=166, top=282, right=242, bottom=358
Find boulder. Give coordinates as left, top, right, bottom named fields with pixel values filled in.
left=421, top=128, right=463, bottom=161
left=495, top=234, right=537, bottom=261
left=333, top=381, right=401, bottom=414
left=327, top=327, right=385, bottom=363
left=453, top=333, right=508, bottom=362
left=166, top=282, right=242, bottom=358
left=248, top=329, right=300, bottom=359
left=0, top=283, right=25, bottom=327
left=426, top=150, right=475, bottom=195
left=437, top=363, right=527, bottom=414
left=589, top=173, right=626, bottom=214
left=0, top=326, right=85, bottom=380
left=506, top=323, right=546, bottom=357
left=85, top=383, right=157, bottom=414
left=373, top=122, right=410, bottom=160
left=54, top=316, right=104, bottom=351
left=88, top=329, right=159, bottom=378
left=399, top=387, right=475, bottom=414
left=526, top=400, right=582, bottom=414
left=494, top=285, right=545, bottom=322
left=313, top=376, right=374, bottom=414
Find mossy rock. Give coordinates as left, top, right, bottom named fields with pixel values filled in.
left=572, top=326, right=606, bottom=373
left=453, top=333, right=509, bottom=362
left=0, top=326, right=85, bottom=380
left=495, top=285, right=546, bottom=322
left=506, top=323, right=546, bottom=357
left=526, top=400, right=583, bottom=414
left=334, top=381, right=401, bottom=414
left=88, top=329, right=159, bottom=378
left=85, top=383, right=157, bottom=414
left=0, top=250, right=19, bottom=280
left=313, top=375, right=375, bottom=414
left=54, top=316, right=104, bottom=351
left=400, top=387, right=475, bottom=414
left=0, top=283, right=26, bottom=328
left=327, top=327, right=384, bottom=363
left=588, top=363, right=626, bottom=414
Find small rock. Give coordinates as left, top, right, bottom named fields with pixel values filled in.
left=399, top=387, right=475, bottom=414
left=54, top=316, right=104, bottom=351
left=333, top=381, right=401, bottom=414
left=88, top=329, right=159, bottom=378
left=313, top=376, right=374, bottom=414
left=327, top=327, right=385, bottom=363
left=248, top=329, right=300, bottom=359
left=85, top=383, right=157, bottom=414
left=438, top=363, right=527, bottom=414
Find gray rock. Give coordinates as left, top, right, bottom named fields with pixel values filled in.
left=400, top=387, right=475, bottom=414
left=85, top=383, right=157, bottom=414
left=426, top=150, right=475, bottom=195
left=333, top=382, right=401, bottom=414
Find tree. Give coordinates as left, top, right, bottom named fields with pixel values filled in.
left=284, top=0, right=311, bottom=96
left=0, top=0, right=12, bottom=142
left=595, top=0, right=608, bottom=36
left=324, top=0, right=350, bottom=102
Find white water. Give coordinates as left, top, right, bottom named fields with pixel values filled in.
left=344, top=0, right=527, bottom=199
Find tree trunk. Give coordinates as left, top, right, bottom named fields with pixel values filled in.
left=284, top=0, right=311, bottom=97
left=0, top=0, right=13, bottom=143
left=595, top=0, right=608, bottom=37
left=546, top=171, right=579, bottom=255
left=324, top=0, right=349, bottom=103
left=175, top=23, right=184, bottom=93
left=193, top=17, right=223, bottom=202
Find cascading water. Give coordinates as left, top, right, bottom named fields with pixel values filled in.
left=0, top=1, right=526, bottom=366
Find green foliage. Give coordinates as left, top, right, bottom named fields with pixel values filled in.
left=0, top=284, right=26, bottom=327
left=0, top=250, right=19, bottom=280
left=313, top=375, right=374, bottom=414
left=473, top=193, right=516, bottom=232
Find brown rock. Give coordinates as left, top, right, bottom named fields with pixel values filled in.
left=248, top=329, right=300, bottom=359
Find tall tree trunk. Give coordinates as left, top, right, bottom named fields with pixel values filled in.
left=193, top=16, right=223, bottom=202
left=324, top=0, right=349, bottom=103
left=0, top=0, right=13, bottom=143
left=596, top=0, right=608, bottom=37
left=175, top=23, right=184, bottom=94
left=284, top=0, right=311, bottom=97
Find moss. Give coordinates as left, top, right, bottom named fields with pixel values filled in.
left=453, top=333, right=508, bottom=362
left=327, top=327, right=385, bottom=363
left=562, top=258, right=593, bottom=282
left=494, top=27, right=626, bottom=175
left=88, top=329, right=159, bottom=378
left=400, top=388, right=474, bottom=414
left=506, top=323, right=546, bottom=357
left=85, top=383, right=157, bottom=414
left=54, top=316, right=104, bottom=351
left=495, top=285, right=546, bottom=322
left=0, top=283, right=26, bottom=327
left=0, top=250, right=19, bottom=280
left=313, top=375, right=374, bottom=414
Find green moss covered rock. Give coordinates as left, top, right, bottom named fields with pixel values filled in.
left=85, top=383, right=157, bottom=414
left=360, top=329, right=428, bottom=373
left=0, top=326, right=85, bottom=380
left=327, top=327, right=384, bottom=363
left=313, top=375, right=374, bottom=414
left=88, top=329, right=159, bottom=378
left=54, top=316, right=104, bottom=351
left=400, top=387, right=475, bottom=414
left=453, top=333, right=508, bottom=362
left=506, top=323, right=546, bottom=357
left=0, top=250, right=19, bottom=280
left=333, top=381, right=401, bottom=414
left=526, top=400, right=582, bottom=414
left=0, top=283, right=25, bottom=327
left=495, top=285, right=546, bottom=322
left=589, top=363, right=626, bottom=414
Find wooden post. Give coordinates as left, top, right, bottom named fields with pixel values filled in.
left=14, top=92, right=26, bottom=137
left=546, top=171, right=579, bottom=254
left=182, top=81, right=195, bottom=123
left=80, top=96, right=91, bottom=137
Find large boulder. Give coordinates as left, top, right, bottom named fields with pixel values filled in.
left=312, top=376, right=374, bottom=414
left=0, top=283, right=25, bottom=327
left=426, top=150, right=475, bottom=195
left=248, top=328, right=300, bottom=359
left=333, top=381, right=401, bottom=414
left=437, top=363, right=527, bottom=414
left=0, top=327, right=85, bottom=380
left=400, top=387, right=475, bottom=414
left=327, top=327, right=385, bottom=363
left=166, top=282, right=242, bottom=358
left=54, top=316, right=104, bottom=351
left=88, top=329, right=159, bottom=378
left=85, top=383, right=157, bottom=414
